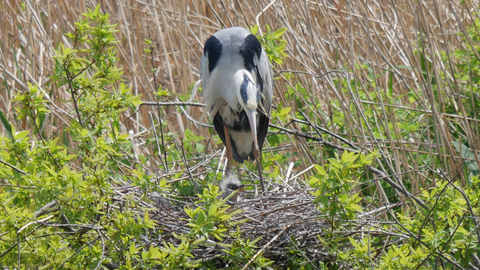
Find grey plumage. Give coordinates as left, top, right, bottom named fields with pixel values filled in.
left=201, top=27, right=273, bottom=193
left=219, top=174, right=244, bottom=203
left=201, top=27, right=273, bottom=163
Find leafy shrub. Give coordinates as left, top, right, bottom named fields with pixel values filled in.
left=0, top=6, right=276, bottom=269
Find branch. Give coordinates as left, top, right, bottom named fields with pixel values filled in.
left=0, top=159, right=29, bottom=175
left=268, top=123, right=357, bottom=152
left=33, top=200, right=60, bottom=219
left=141, top=101, right=205, bottom=107
left=103, top=262, right=120, bottom=269
left=368, top=166, right=428, bottom=209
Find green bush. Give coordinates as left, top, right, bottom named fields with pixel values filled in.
left=0, top=6, right=275, bottom=269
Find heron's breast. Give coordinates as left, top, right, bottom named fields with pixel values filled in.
left=218, top=105, right=251, bottom=132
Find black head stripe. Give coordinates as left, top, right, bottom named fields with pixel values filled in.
left=257, top=88, right=261, bottom=104
left=255, top=66, right=263, bottom=93
left=204, top=35, right=222, bottom=73
left=240, top=34, right=262, bottom=72
left=240, top=73, right=250, bottom=105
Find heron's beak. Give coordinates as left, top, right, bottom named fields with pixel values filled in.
left=246, top=109, right=259, bottom=157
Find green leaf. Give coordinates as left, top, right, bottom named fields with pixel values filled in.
left=129, top=243, right=137, bottom=255
left=273, top=28, right=287, bottom=38
left=280, top=107, right=291, bottom=115
left=314, top=164, right=326, bottom=176
left=251, top=25, right=259, bottom=36
left=14, top=130, right=29, bottom=140
left=196, top=210, right=206, bottom=224
left=80, top=129, right=89, bottom=137
left=452, top=142, right=479, bottom=177
left=208, top=204, right=217, bottom=217
left=0, top=109, right=13, bottom=141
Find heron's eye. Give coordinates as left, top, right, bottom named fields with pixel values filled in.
left=227, top=183, right=241, bottom=190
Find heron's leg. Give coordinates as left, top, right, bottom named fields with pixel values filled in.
left=224, top=125, right=233, bottom=173
left=253, top=149, right=266, bottom=193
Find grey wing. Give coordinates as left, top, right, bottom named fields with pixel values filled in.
left=258, top=50, right=273, bottom=115
left=201, top=47, right=215, bottom=116
left=200, top=52, right=209, bottom=97
left=254, top=49, right=273, bottom=154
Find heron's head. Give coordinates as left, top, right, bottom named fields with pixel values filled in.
left=232, top=69, right=262, bottom=156
left=233, top=70, right=260, bottom=112
left=220, top=173, right=244, bottom=203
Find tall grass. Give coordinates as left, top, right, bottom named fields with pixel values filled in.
left=2, top=0, right=478, bottom=196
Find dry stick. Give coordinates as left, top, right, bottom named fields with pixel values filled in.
left=268, top=123, right=356, bottom=152
left=148, top=112, right=167, bottom=172
left=289, top=164, right=315, bottom=184
left=56, top=236, right=101, bottom=270
left=368, top=166, right=427, bottom=209
left=256, top=155, right=266, bottom=193
left=17, top=215, right=55, bottom=268
left=215, top=147, right=226, bottom=179
left=295, top=111, right=358, bottom=149
left=254, top=0, right=277, bottom=35
left=95, top=229, right=105, bottom=270
left=284, top=162, right=294, bottom=187
left=142, top=101, right=206, bottom=107
left=33, top=200, right=59, bottom=219
left=276, top=220, right=320, bottom=270
left=241, top=224, right=291, bottom=270
left=470, top=254, right=480, bottom=270
left=175, top=138, right=199, bottom=194
left=177, top=103, right=213, bottom=128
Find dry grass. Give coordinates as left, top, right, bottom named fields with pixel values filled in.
left=1, top=0, right=480, bottom=267
left=2, top=0, right=479, bottom=191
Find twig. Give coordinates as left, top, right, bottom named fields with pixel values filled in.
left=0, top=159, right=29, bottom=175
left=255, top=0, right=277, bottom=35
left=94, top=229, right=105, bottom=270
left=56, top=236, right=101, bottom=270
left=149, top=112, right=167, bottom=172
left=175, top=138, right=198, bottom=194
left=33, top=200, right=59, bottom=219
left=241, top=224, right=291, bottom=270
left=141, top=101, right=205, bottom=107
left=294, top=113, right=358, bottom=150
left=269, top=123, right=357, bottom=152
left=0, top=184, right=36, bottom=189
left=103, top=262, right=120, bottom=270
left=368, top=166, right=427, bottom=209
left=17, top=215, right=55, bottom=268
left=177, top=103, right=213, bottom=128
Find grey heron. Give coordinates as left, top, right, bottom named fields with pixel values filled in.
left=201, top=27, right=273, bottom=193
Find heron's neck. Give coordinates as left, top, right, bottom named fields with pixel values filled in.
left=223, top=70, right=246, bottom=111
